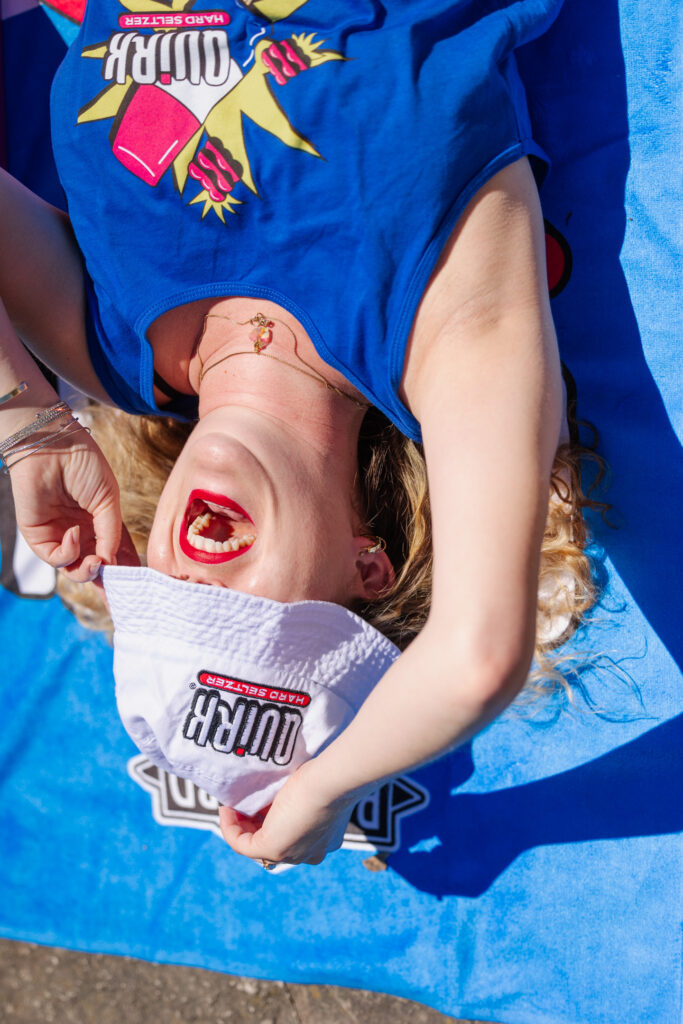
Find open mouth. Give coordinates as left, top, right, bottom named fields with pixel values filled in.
left=178, top=489, right=256, bottom=564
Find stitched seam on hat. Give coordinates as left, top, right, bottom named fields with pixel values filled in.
left=104, top=569, right=400, bottom=660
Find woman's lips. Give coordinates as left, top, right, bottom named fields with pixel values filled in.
left=179, top=489, right=255, bottom=564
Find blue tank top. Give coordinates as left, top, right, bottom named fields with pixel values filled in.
left=51, top=0, right=562, bottom=440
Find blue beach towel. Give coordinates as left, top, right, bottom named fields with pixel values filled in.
left=0, top=3, right=681, bottom=1023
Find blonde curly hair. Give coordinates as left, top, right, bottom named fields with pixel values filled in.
left=57, top=402, right=606, bottom=689
left=351, top=407, right=605, bottom=657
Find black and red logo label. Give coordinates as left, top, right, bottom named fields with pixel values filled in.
left=198, top=670, right=310, bottom=707
left=183, top=671, right=308, bottom=766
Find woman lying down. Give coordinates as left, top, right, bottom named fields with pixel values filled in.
left=0, top=0, right=600, bottom=867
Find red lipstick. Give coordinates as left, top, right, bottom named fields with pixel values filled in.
left=179, top=489, right=255, bottom=564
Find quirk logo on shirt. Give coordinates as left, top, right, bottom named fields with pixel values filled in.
left=76, top=0, right=345, bottom=223
left=183, top=671, right=307, bottom=766
left=102, top=26, right=234, bottom=87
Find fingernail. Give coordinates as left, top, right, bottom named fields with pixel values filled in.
left=87, top=560, right=102, bottom=582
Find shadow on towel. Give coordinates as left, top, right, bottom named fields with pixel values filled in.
left=391, top=714, right=683, bottom=897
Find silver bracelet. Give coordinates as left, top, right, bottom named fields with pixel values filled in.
left=0, top=401, right=71, bottom=453
left=0, top=381, right=28, bottom=407
left=0, top=402, right=88, bottom=474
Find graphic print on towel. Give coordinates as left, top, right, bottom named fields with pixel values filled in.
left=76, top=0, right=343, bottom=222
left=129, top=753, right=430, bottom=853
left=183, top=670, right=307, bottom=765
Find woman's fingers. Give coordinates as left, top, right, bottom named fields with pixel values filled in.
left=43, top=525, right=106, bottom=581
left=91, top=496, right=123, bottom=564
left=44, top=524, right=81, bottom=568
left=57, top=555, right=103, bottom=583
left=218, top=805, right=331, bottom=866
left=219, top=807, right=296, bottom=862
left=219, top=807, right=264, bottom=845
left=37, top=525, right=101, bottom=582
left=220, top=822, right=268, bottom=861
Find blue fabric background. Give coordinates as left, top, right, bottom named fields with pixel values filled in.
left=0, top=3, right=680, bottom=1023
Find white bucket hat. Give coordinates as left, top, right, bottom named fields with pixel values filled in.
left=102, top=566, right=400, bottom=816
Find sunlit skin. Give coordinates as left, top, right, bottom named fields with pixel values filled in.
left=0, top=158, right=564, bottom=867
left=146, top=300, right=395, bottom=604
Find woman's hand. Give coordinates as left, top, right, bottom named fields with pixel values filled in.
left=9, top=420, right=139, bottom=580
left=219, top=762, right=359, bottom=867
left=0, top=265, right=135, bottom=578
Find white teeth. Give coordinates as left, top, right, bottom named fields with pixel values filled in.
left=188, top=513, right=211, bottom=535
left=187, top=533, right=209, bottom=551
left=185, top=514, right=255, bottom=553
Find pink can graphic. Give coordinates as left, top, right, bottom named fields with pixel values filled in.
left=113, top=86, right=202, bottom=185
left=110, top=27, right=242, bottom=186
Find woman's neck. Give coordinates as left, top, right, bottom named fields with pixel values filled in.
left=149, top=297, right=368, bottom=436
left=191, top=299, right=368, bottom=461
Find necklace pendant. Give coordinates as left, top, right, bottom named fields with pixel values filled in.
left=251, top=324, right=273, bottom=352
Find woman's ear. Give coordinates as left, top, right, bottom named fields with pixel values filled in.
left=352, top=536, right=395, bottom=601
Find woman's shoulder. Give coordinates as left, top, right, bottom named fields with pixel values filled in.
left=400, top=158, right=549, bottom=417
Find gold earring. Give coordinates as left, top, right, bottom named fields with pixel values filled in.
left=360, top=537, right=386, bottom=555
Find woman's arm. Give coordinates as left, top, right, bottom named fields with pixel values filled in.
left=0, top=169, right=138, bottom=575
left=402, top=155, right=563, bottom=679
left=0, top=295, right=138, bottom=578
left=0, top=167, right=111, bottom=402
left=220, top=158, right=563, bottom=863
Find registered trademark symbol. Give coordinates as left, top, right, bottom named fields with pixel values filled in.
left=189, top=682, right=196, bottom=689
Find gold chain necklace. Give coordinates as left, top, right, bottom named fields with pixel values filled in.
left=195, top=312, right=368, bottom=409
